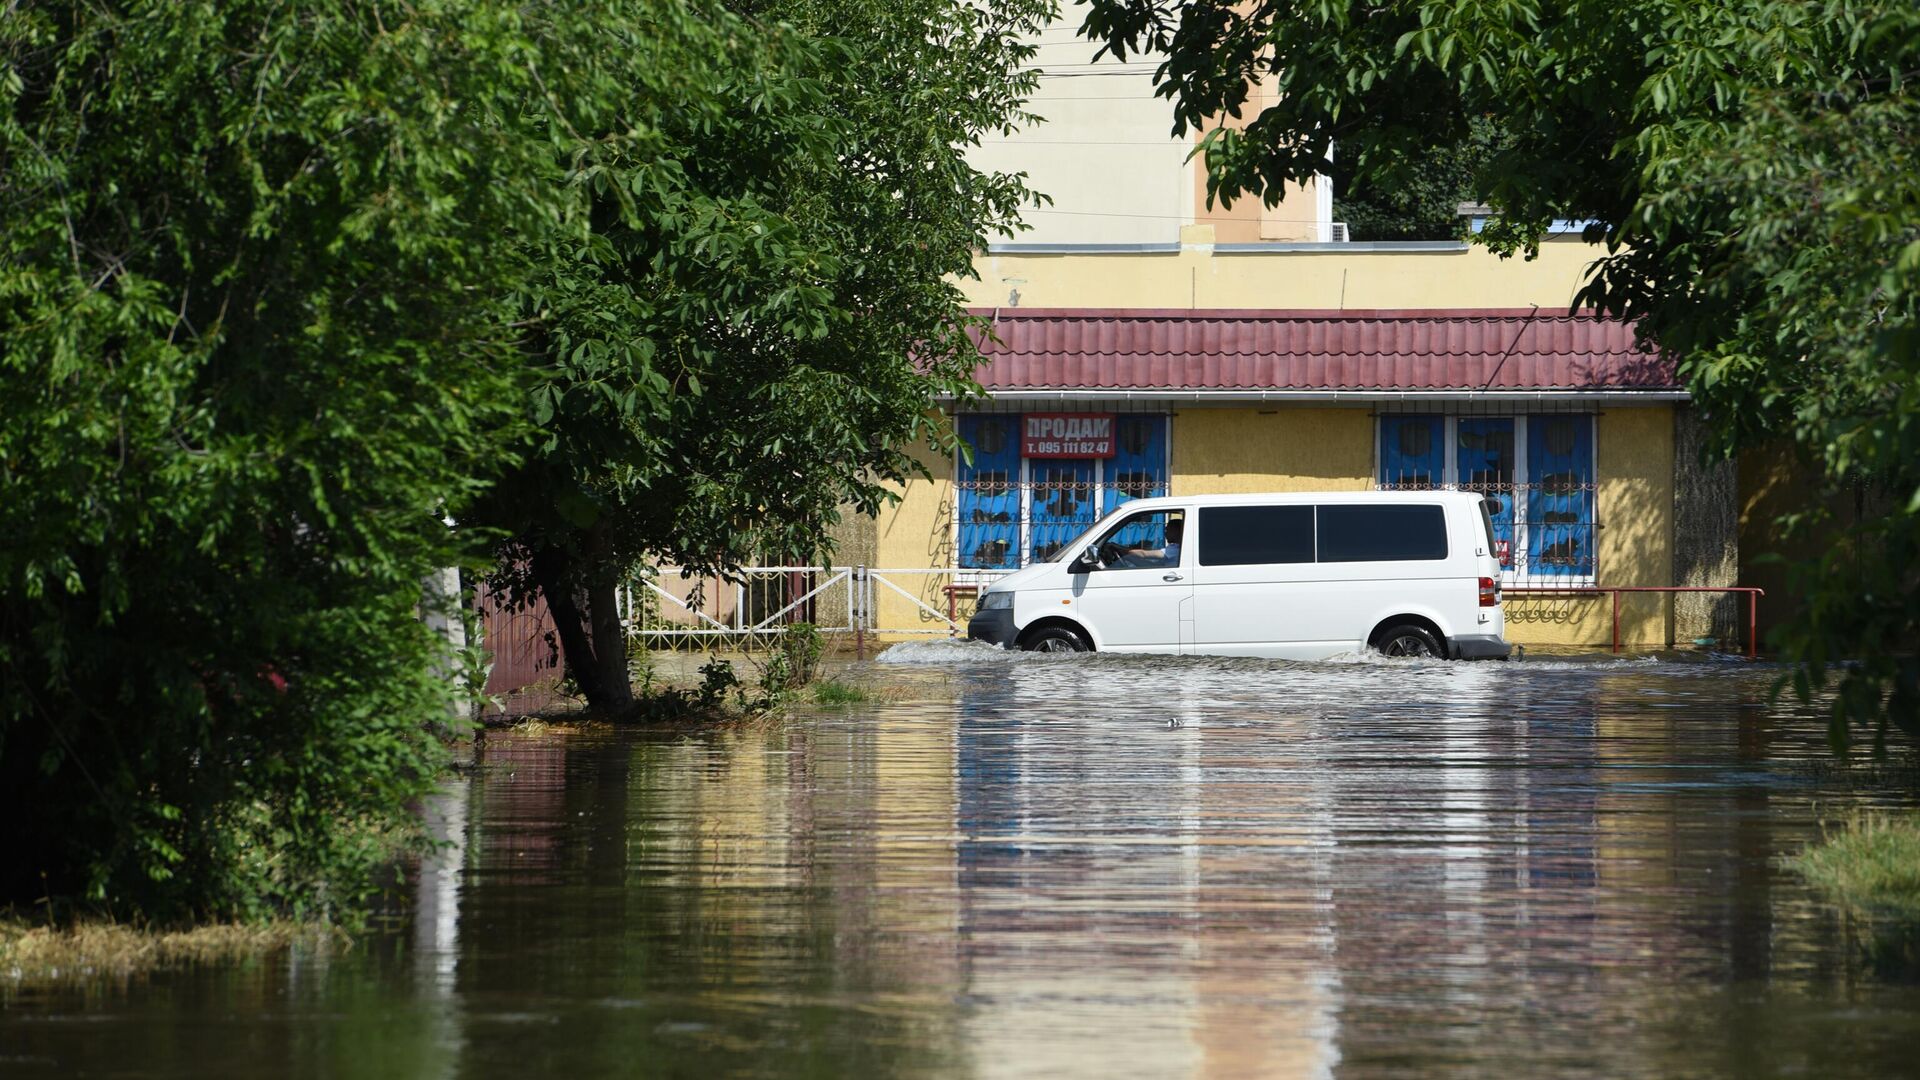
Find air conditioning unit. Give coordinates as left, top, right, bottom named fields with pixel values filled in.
left=1327, top=221, right=1350, bottom=243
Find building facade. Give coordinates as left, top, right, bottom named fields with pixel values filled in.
left=850, top=237, right=1745, bottom=651
left=831, top=26, right=1745, bottom=653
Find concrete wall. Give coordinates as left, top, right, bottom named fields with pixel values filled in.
left=1671, top=406, right=1741, bottom=645
left=1737, top=444, right=1799, bottom=644
left=964, top=21, right=1328, bottom=245
left=1193, top=73, right=1328, bottom=243
left=1736, top=441, right=1883, bottom=646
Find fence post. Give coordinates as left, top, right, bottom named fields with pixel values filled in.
left=853, top=565, right=866, bottom=661
left=1611, top=589, right=1621, bottom=654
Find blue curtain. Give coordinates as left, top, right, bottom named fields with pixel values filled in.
left=1526, top=415, right=1596, bottom=577
left=1102, top=414, right=1169, bottom=514
left=1458, top=418, right=1517, bottom=571
left=1029, top=459, right=1097, bottom=562
left=1379, top=415, right=1443, bottom=488
left=957, top=414, right=1020, bottom=569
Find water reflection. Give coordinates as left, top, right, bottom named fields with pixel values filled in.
left=5, top=652, right=1920, bottom=1078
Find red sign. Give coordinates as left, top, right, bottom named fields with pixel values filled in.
left=1021, top=413, right=1115, bottom=458
left=1494, top=538, right=1512, bottom=566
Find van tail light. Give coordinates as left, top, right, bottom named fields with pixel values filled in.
left=1479, top=576, right=1500, bottom=607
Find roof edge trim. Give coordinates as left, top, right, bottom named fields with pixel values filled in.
left=944, top=389, right=1687, bottom=404
left=967, top=306, right=1603, bottom=320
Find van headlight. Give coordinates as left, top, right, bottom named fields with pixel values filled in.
left=978, top=591, right=1013, bottom=611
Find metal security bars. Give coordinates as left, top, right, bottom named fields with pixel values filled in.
left=956, top=475, right=1133, bottom=569
left=955, top=412, right=1169, bottom=570
left=1376, top=413, right=1598, bottom=588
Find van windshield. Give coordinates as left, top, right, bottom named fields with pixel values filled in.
left=1039, top=516, right=1111, bottom=562
left=1044, top=507, right=1179, bottom=563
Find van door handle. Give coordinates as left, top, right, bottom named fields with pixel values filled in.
left=1162, top=572, right=1184, bottom=582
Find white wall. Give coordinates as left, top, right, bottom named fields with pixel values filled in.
left=968, top=18, right=1333, bottom=247
left=967, top=18, right=1195, bottom=246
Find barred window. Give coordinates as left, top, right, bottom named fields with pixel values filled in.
left=1378, top=414, right=1596, bottom=585
left=956, top=413, right=1169, bottom=570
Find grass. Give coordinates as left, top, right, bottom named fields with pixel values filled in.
left=807, top=678, right=945, bottom=707
left=1, top=916, right=343, bottom=987
left=811, top=678, right=871, bottom=705
left=1790, top=812, right=1920, bottom=916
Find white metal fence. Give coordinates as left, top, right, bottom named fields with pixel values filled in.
left=622, top=566, right=1014, bottom=644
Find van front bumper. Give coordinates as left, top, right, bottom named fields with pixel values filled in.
left=966, top=608, right=1017, bottom=648
left=1451, top=634, right=1512, bottom=661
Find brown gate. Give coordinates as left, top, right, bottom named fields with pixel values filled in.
left=479, top=591, right=566, bottom=717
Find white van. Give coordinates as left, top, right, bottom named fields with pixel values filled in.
left=966, top=490, right=1510, bottom=660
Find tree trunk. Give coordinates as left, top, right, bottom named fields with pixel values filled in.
left=583, top=571, right=632, bottom=712
left=528, top=544, right=634, bottom=716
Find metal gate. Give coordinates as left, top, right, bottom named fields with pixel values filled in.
left=623, top=565, right=1009, bottom=644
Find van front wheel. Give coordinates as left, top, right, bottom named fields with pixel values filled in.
left=1022, top=627, right=1089, bottom=653
left=1377, top=624, right=1443, bottom=658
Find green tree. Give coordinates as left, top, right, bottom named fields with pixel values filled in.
left=475, top=0, right=1052, bottom=713
left=0, top=0, right=547, bottom=918
left=1080, top=0, right=1920, bottom=748
left=0, top=0, right=830, bottom=919
left=1333, top=115, right=1509, bottom=241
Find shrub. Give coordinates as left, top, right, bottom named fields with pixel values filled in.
left=1791, top=813, right=1920, bottom=916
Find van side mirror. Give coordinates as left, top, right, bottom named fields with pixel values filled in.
left=1070, top=550, right=1100, bottom=574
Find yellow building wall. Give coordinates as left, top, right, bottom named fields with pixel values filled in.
left=871, top=439, right=961, bottom=640
left=1170, top=408, right=1373, bottom=493
left=870, top=406, right=1680, bottom=649
left=964, top=236, right=1598, bottom=312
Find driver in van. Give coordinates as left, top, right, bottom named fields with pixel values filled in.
left=1122, top=514, right=1183, bottom=568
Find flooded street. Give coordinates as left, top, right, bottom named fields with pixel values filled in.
left=7, top=648, right=1920, bottom=1078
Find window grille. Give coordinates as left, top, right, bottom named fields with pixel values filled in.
left=1377, top=413, right=1598, bottom=587
left=956, top=413, right=1169, bottom=569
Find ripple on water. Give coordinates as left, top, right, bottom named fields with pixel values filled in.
left=3, top=641, right=1913, bottom=1080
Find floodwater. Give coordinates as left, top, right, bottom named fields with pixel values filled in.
left=6, top=647, right=1920, bottom=1079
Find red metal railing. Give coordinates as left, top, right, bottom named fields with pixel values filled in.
left=947, top=582, right=1767, bottom=657
left=1509, top=585, right=1765, bottom=658
left=945, top=583, right=981, bottom=629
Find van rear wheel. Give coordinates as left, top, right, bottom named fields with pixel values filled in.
left=1022, top=626, right=1089, bottom=653
left=1377, top=624, right=1443, bottom=658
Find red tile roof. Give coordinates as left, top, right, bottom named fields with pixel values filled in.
left=967, top=308, right=1675, bottom=392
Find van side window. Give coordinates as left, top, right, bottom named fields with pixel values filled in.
left=1197, top=506, right=1314, bottom=566
left=1316, top=505, right=1448, bottom=562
